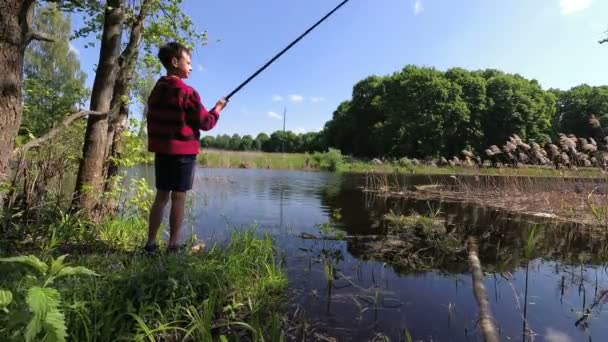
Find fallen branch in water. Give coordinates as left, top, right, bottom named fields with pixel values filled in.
left=299, top=232, right=398, bottom=241
left=467, top=236, right=499, bottom=342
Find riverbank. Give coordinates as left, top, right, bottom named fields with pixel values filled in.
left=364, top=173, right=608, bottom=228
left=199, top=149, right=604, bottom=178
left=0, top=212, right=287, bottom=341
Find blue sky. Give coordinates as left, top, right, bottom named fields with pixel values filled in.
left=70, top=0, right=608, bottom=136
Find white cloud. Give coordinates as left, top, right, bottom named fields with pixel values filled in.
left=268, top=111, right=283, bottom=120
left=311, top=97, right=325, bottom=103
left=413, top=0, right=424, bottom=15
left=289, top=94, right=304, bottom=103
left=68, top=42, right=80, bottom=55
left=560, top=0, right=593, bottom=15
left=197, top=64, right=207, bottom=72
left=272, top=94, right=284, bottom=102
left=294, top=127, right=307, bottom=134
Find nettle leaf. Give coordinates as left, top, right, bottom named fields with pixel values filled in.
left=0, top=289, right=13, bottom=309
left=43, top=309, right=68, bottom=342
left=25, top=287, right=62, bottom=342
left=0, top=255, right=48, bottom=275
left=49, top=255, right=68, bottom=277
left=56, top=266, right=100, bottom=279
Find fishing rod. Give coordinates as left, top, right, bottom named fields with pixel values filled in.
left=225, top=0, right=351, bottom=101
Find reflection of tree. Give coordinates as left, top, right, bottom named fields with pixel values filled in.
left=320, top=175, right=608, bottom=275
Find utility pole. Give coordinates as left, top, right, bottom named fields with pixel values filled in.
left=282, top=107, right=286, bottom=153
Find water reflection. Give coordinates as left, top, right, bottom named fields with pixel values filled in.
left=126, top=166, right=608, bottom=341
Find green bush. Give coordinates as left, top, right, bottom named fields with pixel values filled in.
left=313, top=148, right=345, bottom=171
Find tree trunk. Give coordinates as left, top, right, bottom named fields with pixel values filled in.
left=103, top=0, right=151, bottom=207
left=72, top=0, right=124, bottom=214
left=0, top=0, right=36, bottom=208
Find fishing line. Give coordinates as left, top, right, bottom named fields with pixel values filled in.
left=225, top=0, right=351, bottom=101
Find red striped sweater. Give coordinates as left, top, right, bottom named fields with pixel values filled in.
left=147, top=76, right=219, bottom=155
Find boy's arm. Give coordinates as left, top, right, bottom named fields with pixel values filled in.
left=187, top=90, right=220, bottom=131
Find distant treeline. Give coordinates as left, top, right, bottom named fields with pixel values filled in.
left=203, top=65, right=608, bottom=158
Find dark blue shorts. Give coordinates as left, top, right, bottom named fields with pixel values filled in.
left=154, top=154, right=197, bottom=192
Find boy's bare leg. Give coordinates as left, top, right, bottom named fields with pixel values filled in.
left=146, top=190, right=170, bottom=246
left=168, top=191, right=187, bottom=248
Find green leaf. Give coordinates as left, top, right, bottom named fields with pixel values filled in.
left=56, top=266, right=99, bottom=279
left=0, top=255, right=48, bottom=275
left=0, top=289, right=13, bottom=309
left=405, top=330, right=413, bottom=342
left=43, top=309, right=67, bottom=342
left=525, top=226, right=539, bottom=259
left=25, top=287, right=61, bottom=342
left=49, top=255, right=68, bottom=277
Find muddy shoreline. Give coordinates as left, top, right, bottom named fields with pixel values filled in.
left=363, top=184, right=608, bottom=228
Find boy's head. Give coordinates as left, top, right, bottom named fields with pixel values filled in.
left=158, top=42, right=192, bottom=79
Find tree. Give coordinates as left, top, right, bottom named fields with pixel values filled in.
left=71, top=0, right=207, bottom=214
left=228, top=134, right=241, bottom=150
left=22, top=4, right=88, bottom=138
left=201, top=135, right=215, bottom=148
left=323, top=101, right=354, bottom=155
left=0, top=0, right=53, bottom=207
left=555, top=85, right=608, bottom=137
left=322, top=66, right=559, bottom=159
left=263, top=131, right=299, bottom=152
left=382, top=65, right=470, bottom=158
left=482, top=73, right=554, bottom=146
left=300, top=132, right=324, bottom=152
left=215, top=134, right=231, bottom=149
left=254, top=133, right=269, bottom=151
left=347, top=76, right=387, bottom=156
left=72, top=0, right=124, bottom=213
left=239, top=135, right=254, bottom=151
left=444, top=68, right=486, bottom=151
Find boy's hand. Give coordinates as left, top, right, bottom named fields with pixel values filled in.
left=214, top=97, right=228, bottom=112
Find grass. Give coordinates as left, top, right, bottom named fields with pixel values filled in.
left=199, top=149, right=605, bottom=178
left=199, top=149, right=320, bottom=171
left=0, top=228, right=287, bottom=341
left=0, top=172, right=288, bottom=342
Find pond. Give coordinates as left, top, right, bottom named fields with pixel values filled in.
left=128, top=166, right=608, bottom=341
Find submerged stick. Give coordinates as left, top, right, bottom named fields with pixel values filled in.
left=467, top=236, right=499, bottom=342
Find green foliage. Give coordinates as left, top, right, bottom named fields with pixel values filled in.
left=25, top=287, right=66, bottom=342
left=22, top=4, right=88, bottom=138
left=397, top=157, right=415, bottom=169
left=323, top=65, right=560, bottom=158
left=254, top=133, right=270, bottom=151
left=0, top=289, right=13, bottom=312
left=554, top=85, right=608, bottom=137
left=524, top=226, right=539, bottom=260
left=0, top=255, right=97, bottom=342
left=481, top=72, right=555, bottom=146
left=1, top=255, right=49, bottom=275
left=312, top=148, right=345, bottom=171
left=111, top=119, right=153, bottom=168
left=126, top=178, right=155, bottom=215
left=202, top=130, right=326, bottom=153
left=65, top=0, right=208, bottom=73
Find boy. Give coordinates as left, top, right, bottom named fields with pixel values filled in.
left=144, top=42, right=227, bottom=253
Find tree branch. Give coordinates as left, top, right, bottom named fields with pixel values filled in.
left=467, top=237, right=499, bottom=342
left=13, top=110, right=108, bottom=156
left=27, top=31, right=55, bottom=44
left=600, top=38, right=608, bottom=45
